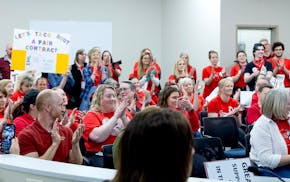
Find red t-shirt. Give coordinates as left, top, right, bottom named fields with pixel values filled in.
left=202, top=66, right=224, bottom=98
left=246, top=103, right=261, bottom=124
left=268, top=58, right=290, bottom=87
left=251, top=92, right=258, bottom=106
left=230, top=64, right=246, bottom=88
left=110, top=64, right=121, bottom=82
left=175, top=108, right=200, bottom=132
left=90, top=66, right=101, bottom=86
left=208, top=95, right=239, bottom=116
left=276, top=120, right=290, bottom=154
left=189, top=95, right=206, bottom=113
left=11, top=90, right=25, bottom=102
left=168, top=74, right=176, bottom=82
left=14, top=113, right=35, bottom=136
left=130, top=61, right=161, bottom=103
left=82, top=111, right=117, bottom=153
left=18, top=121, right=72, bottom=162
left=187, top=65, right=197, bottom=81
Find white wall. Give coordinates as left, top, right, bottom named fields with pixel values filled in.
left=162, top=0, right=220, bottom=83
left=0, top=0, right=162, bottom=82
left=220, top=0, right=290, bottom=73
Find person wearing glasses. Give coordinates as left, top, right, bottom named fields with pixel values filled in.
left=268, top=42, right=290, bottom=88
left=82, top=84, right=131, bottom=167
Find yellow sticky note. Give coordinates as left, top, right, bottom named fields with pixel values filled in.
left=56, top=54, right=69, bottom=74
left=11, top=50, right=26, bottom=70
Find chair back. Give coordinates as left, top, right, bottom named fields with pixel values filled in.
left=245, top=133, right=251, bottom=157
left=194, top=137, right=225, bottom=161
left=200, top=111, right=208, bottom=134
left=203, top=116, right=239, bottom=148
left=102, top=144, right=114, bottom=169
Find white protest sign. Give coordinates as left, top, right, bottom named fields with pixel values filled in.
left=11, top=29, right=70, bottom=74
left=205, top=158, right=253, bottom=182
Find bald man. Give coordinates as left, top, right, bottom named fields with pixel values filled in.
left=18, top=89, right=84, bottom=164
left=0, top=43, right=12, bottom=79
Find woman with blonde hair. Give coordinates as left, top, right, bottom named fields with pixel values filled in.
left=11, top=74, right=33, bottom=102
left=168, top=59, right=189, bottom=84
left=80, top=47, right=108, bottom=111
left=207, top=77, right=242, bottom=124
left=180, top=52, right=197, bottom=81
left=129, top=50, right=161, bottom=103
left=82, top=84, right=131, bottom=167
left=0, top=79, right=14, bottom=98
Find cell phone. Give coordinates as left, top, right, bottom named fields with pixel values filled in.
left=1, top=123, right=15, bottom=154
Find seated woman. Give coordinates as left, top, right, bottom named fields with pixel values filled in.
left=207, top=77, right=245, bottom=145
left=82, top=84, right=131, bottom=167
left=207, top=77, right=242, bottom=125
left=179, top=78, right=205, bottom=114
left=250, top=89, right=290, bottom=178
left=157, top=86, right=200, bottom=137
left=111, top=107, right=193, bottom=182
left=246, top=83, right=272, bottom=125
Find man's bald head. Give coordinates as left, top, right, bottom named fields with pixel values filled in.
left=35, top=89, right=57, bottom=112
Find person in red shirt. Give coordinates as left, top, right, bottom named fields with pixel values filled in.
left=168, top=58, right=188, bottom=84
left=208, top=77, right=243, bottom=126
left=180, top=52, right=197, bottom=81
left=202, top=50, right=226, bottom=98
left=157, top=86, right=201, bottom=137
left=18, top=89, right=84, bottom=164
left=179, top=77, right=205, bottom=114
left=118, top=81, right=140, bottom=118
left=250, top=74, right=271, bottom=106
left=82, top=84, right=131, bottom=167
left=129, top=50, right=161, bottom=103
left=268, top=42, right=290, bottom=88
left=11, top=74, right=33, bottom=102
left=230, top=50, right=248, bottom=93
left=246, top=83, right=272, bottom=125
left=14, top=89, right=39, bottom=136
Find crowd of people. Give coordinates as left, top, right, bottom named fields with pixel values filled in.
left=0, top=38, right=290, bottom=180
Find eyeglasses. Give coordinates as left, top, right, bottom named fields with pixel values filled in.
left=274, top=48, right=283, bottom=51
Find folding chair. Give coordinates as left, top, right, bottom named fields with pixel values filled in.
left=203, top=116, right=246, bottom=158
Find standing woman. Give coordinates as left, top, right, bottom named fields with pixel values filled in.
left=71, top=49, right=87, bottom=108
left=80, top=47, right=107, bottom=111
left=82, top=84, right=130, bottom=167
left=202, top=50, right=226, bottom=98
left=131, top=51, right=160, bottom=103
left=230, top=50, right=248, bottom=93
left=102, top=50, right=121, bottom=83
left=250, top=89, right=290, bottom=178
left=168, top=59, right=188, bottom=84
left=180, top=52, right=197, bottom=81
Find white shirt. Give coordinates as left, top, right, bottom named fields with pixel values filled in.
left=250, top=115, right=288, bottom=169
